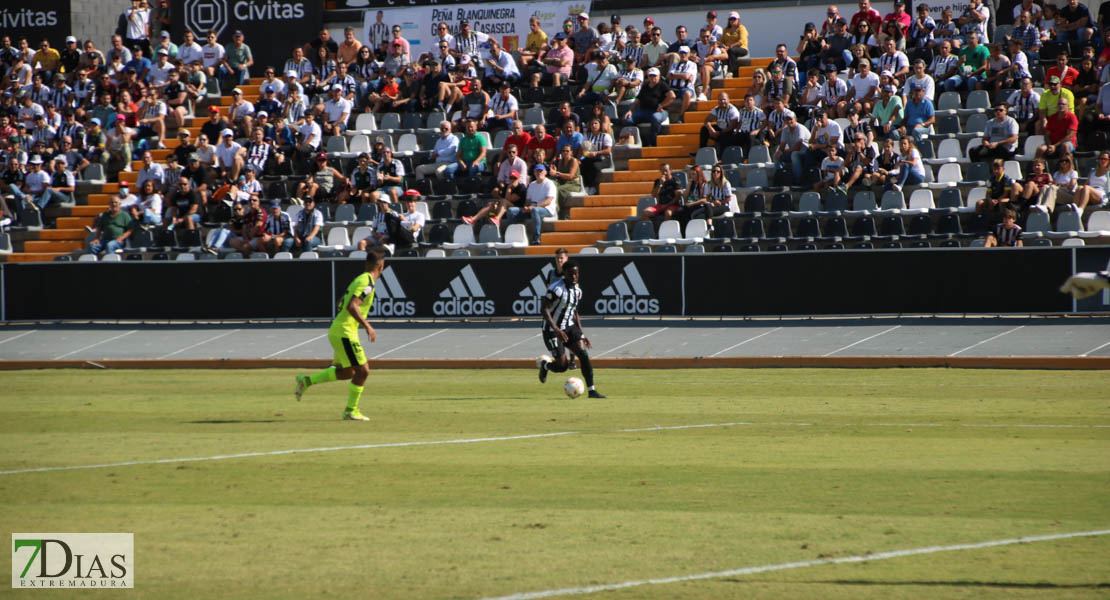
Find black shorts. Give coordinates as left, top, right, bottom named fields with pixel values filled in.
left=543, top=324, right=583, bottom=357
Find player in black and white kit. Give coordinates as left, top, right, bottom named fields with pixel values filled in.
left=544, top=247, right=576, bottom=370
left=538, top=260, right=605, bottom=398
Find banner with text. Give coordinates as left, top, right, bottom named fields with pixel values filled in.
left=2, top=0, right=72, bottom=51
left=365, top=1, right=590, bottom=58
left=171, top=0, right=322, bottom=78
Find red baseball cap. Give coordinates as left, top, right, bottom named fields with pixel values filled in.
left=510, top=169, right=520, bottom=178
left=208, top=105, right=219, bottom=113
left=402, top=189, right=420, bottom=197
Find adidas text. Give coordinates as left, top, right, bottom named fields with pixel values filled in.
left=433, top=297, right=496, bottom=316
left=369, top=299, right=416, bottom=317
left=594, top=296, right=660, bottom=314
left=512, top=296, right=543, bottom=315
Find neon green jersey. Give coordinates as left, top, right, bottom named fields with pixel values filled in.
left=329, top=272, right=376, bottom=338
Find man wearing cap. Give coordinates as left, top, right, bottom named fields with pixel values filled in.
left=147, top=49, right=174, bottom=89
left=453, top=20, right=489, bottom=63
left=612, top=58, right=644, bottom=105
left=509, top=163, right=557, bottom=245
left=383, top=40, right=411, bottom=78
left=1037, top=76, right=1075, bottom=135
left=884, top=0, right=912, bottom=35
left=542, top=33, right=574, bottom=87
left=259, top=68, right=286, bottom=101
left=59, top=36, right=83, bottom=83
left=222, top=30, right=253, bottom=87
left=572, top=13, right=599, bottom=66
left=12, top=155, right=50, bottom=214
left=418, top=59, right=454, bottom=113
left=325, top=62, right=358, bottom=105
left=29, top=115, right=56, bottom=152
left=576, top=51, right=618, bottom=106
left=124, top=46, right=152, bottom=85
left=1037, top=99, right=1078, bottom=160
left=155, top=30, right=178, bottom=60
left=485, top=82, right=519, bottom=132
left=621, top=67, right=674, bottom=146
left=320, top=85, right=350, bottom=137
left=83, top=118, right=107, bottom=167
left=871, top=84, right=903, bottom=139
left=970, top=104, right=1019, bottom=161
left=846, top=59, right=880, bottom=113
left=254, top=199, right=292, bottom=256
left=945, top=31, right=987, bottom=92
left=900, top=85, right=935, bottom=143
left=201, top=30, right=225, bottom=81
left=667, top=45, right=697, bottom=115
left=215, top=128, right=246, bottom=182
left=200, top=106, right=231, bottom=148
left=821, top=18, right=854, bottom=72
left=87, top=195, right=133, bottom=256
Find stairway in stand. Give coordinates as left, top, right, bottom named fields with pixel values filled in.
left=524, top=61, right=769, bottom=255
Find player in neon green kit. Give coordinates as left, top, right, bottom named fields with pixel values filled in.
left=295, top=251, right=385, bottom=420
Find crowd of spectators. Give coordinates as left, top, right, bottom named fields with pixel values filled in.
left=3, top=0, right=1110, bottom=256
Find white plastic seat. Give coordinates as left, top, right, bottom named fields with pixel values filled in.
left=350, top=226, right=374, bottom=245
left=906, top=189, right=934, bottom=213
left=1017, top=135, right=1043, bottom=161
left=1079, top=211, right=1110, bottom=238
left=272, top=251, right=293, bottom=259
left=936, top=163, right=963, bottom=184
left=352, top=113, right=376, bottom=134
left=494, top=223, right=528, bottom=249
left=396, top=133, right=419, bottom=155
left=348, top=250, right=368, bottom=260
left=617, top=126, right=641, bottom=148
left=1003, top=160, right=1022, bottom=181
left=648, top=219, right=681, bottom=245
left=442, top=224, right=475, bottom=250
left=1060, top=237, right=1085, bottom=246
left=285, top=205, right=303, bottom=225
left=348, top=134, right=371, bottom=155
left=298, top=251, right=319, bottom=259
left=322, top=227, right=351, bottom=249
left=174, top=253, right=195, bottom=261
left=937, top=138, right=962, bottom=160
left=579, top=246, right=599, bottom=254
left=964, top=188, right=986, bottom=213
left=602, top=245, right=625, bottom=254
left=78, top=253, right=98, bottom=262
left=1047, top=210, right=1083, bottom=239
left=100, top=253, right=122, bottom=262
left=425, top=249, right=446, bottom=258
left=679, top=219, right=708, bottom=244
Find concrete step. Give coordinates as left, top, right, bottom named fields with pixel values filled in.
left=68, top=206, right=104, bottom=216
left=119, top=171, right=139, bottom=184
left=641, top=145, right=694, bottom=158
left=34, top=229, right=87, bottom=241
left=599, top=181, right=653, bottom=195
left=569, top=206, right=637, bottom=220
left=24, top=240, right=84, bottom=253
left=152, top=149, right=173, bottom=161
left=669, top=123, right=702, bottom=134
left=57, top=216, right=93, bottom=228
left=525, top=244, right=589, bottom=255
left=552, top=219, right=611, bottom=232
left=537, top=232, right=605, bottom=245
left=585, top=195, right=642, bottom=207
left=0, top=252, right=64, bottom=263
left=611, top=170, right=663, bottom=182
left=88, top=194, right=113, bottom=205
left=628, top=157, right=690, bottom=171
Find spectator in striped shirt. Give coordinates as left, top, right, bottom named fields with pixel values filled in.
left=668, top=46, right=697, bottom=115
left=367, top=12, right=389, bottom=52
left=1006, top=77, right=1040, bottom=137
left=984, top=207, right=1022, bottom=247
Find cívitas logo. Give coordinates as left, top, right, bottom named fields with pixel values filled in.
left=595, top=263, right=660, bottom=314
left=12, top=534, right=133, bottom=588
left=0, top=8, right=58, bottom=28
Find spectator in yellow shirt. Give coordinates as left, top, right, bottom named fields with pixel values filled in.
left=33, top=40, right=62, bottom=82
left=519, top=16, right=549, bottom=69
left=720, top=11, right=749, bottom=75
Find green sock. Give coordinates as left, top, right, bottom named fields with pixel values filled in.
left=345, top=383, right=364, bottom=412
left=308, top=367, right=337, bottom=385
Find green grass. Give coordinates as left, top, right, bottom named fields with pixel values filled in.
left=1, top=368, right=1109, bottom=599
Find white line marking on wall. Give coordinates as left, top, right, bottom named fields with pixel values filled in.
left=54, top=330, right=136, bottom=360
left=372, top=329, right=447, bottom=359
left=159, top=329, right=240, bottom=359
left=709, top=327, right=783, bottom=357
left=823, top=325, right=901, bottom=357
left=948, top=326, right=1025, bottom=357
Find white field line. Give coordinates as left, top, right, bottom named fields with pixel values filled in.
left=948, top=325, right=1025, bottom=357
left=822, top=325, right=902, bottom=357
left=371, top=328, right=447, bottom=359
left=159, top=329, right=240, bottom=359
left=3, top=420, right=1106, bottom=477
left=482, top=333, right=541, bottom=359
left=478, top=529, right=1110, bottom=600
left=0, top=329, right=36, bottom=345
left=54, top=330, right=136, bottom=360
left=1080, top=340, right=1110, bottom=357
left=709, top=327, right=783, bottom=357
left=262, top=333, right=328, bottom=359
left=593, top=327, right=668, bottom=358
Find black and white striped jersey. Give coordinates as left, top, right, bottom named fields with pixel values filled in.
left=544, top=278, right=582, bottom=331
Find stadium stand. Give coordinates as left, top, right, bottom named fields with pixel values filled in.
left=2, top=1, right=1110, bottom=262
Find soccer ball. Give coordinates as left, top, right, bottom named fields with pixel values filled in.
left=563, top=377, right=586, bottom=398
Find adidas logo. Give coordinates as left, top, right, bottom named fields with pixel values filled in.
left=433, top=265, right=496, bottom=316
left=512, top=264, right=555, bottom=315
left=370, top=266, right=416, bottom=317
left=595, top=263, right=660, bottom=314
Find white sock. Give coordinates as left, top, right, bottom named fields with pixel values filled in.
left=588, top=385, right=595, bottom=391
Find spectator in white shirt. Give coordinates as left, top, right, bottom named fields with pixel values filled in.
left=178, top=30, right=203, bottom=66
left=201, top=31, right=226, bottom=79
left=483, top=41, right=521, bottom=88
left=320, top=85, right=352, bottom=136
left=215, top=128, right=245, bottom=182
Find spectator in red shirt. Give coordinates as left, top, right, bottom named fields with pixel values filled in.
left=1046, top=54, right=1079, bottom=88
left=526, top=123, right=557, bottom=166
left=883, top=0, right=912, bottom=35
left=1037, top=99, right=1079, bottom=159
left=821, top=5, right=843, bottom=37
left=501, top=119, right=532, bottom=168
left=850, top=0, right=883, bottom=33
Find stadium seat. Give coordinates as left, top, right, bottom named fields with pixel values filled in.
left=797, top=191, right=822, bottom=214
left=523, top=106, right=545, bottom=127
left=495, top=224, right=528, bottom=249
left=599, top=221, right=629, bottom=247
left=656, top=244, right=677, bottom=253
left=350, top=226, right=373, bottom=246
left=602, top=246, right=625, bottom=254
left=878, top=190, right=905, bottom=212
left=694, top=147, right=717, bottom=168
left=906, top=189, right=934, bottom=213
left=298, top=251, right=319, bottom=259
left=823, top=216, right=849, bottom=238
left=764, top=217, right=791, bottom=240
left=960, top=90, right=991, bottom=115
left=357, top=203, right=378, bottom=222
left=224, top=252, right=244, bottom=260
left=1003, top=160, right=1022, bottom=181
left=964, top=162, right=990, bottom=185
left=792, top=217, right=821, bottom=241
left=425, top=249, right=446, bottom=258
left=1027, top=238, right=1052, bottom=246
left=471, top=223, right=501, bottom=247
left=769, top=193, right=792, bottom=214
left=747, top=144, right=772, bottom=165
left=1017, top=135, right=1044, bottom=161
left=425, top=112, right=448, bottom=131
left=937, top=115, right=960, bottom=135
left=685, top=244, right=705, bottom=253
left=738, top=218, right=765, bottom=241
left=878, top=215, right=905, bottom=237
left=1048, top=210, right=1083, bottom=239
left=720, top=146, right=744, bottom=166
left=934, top=138, right=962, bottom=162
left=963, top=114, right=989, bottom=139
left=648, top=220, right=681, bottom=245
left=397, top=133, right=420, bottom=155
left=937, top=92, right=960, bottom=115
left=332, top=204, right=356, bottom=223
left=1060, top=238, right=1085, bottom=246
left=710, top=217, right=737, bottom=240
left=442, top=224, right=475, bottom=250
left=712, top=244, right=733, bottom=252
left=451, top=249, right=471, bottom=257
left=378, top=113, right=402, bottom=132
left=272, top=251, right=293, bottom=260
left=0, top=232, right=11, bottom=254
left=249, top=252, right=269, bottom=259
left=905, top=215, right=932, bottom=239
left=1025, top=212, right=1051, bottom=234
left=636, top=197, right=657, bottom=217
left=579, top=247, right=599, bottom=254
left=322, top=228, right=351, bottom=250
left=352, top=113, right=377, bottom=134
left=850, top=191, right=876, bottom=213
left=741, top=193, right=765, bottom=216
left=681, top=219, right=708, bottom=244
left=1079, top=211, right=1110, bottom=238
left=83, top=163, right=107, bottom=184
left=326, top=135, right=348, bottom=155
left=174, top=253, right=195, bottom=261
left=936, top=163, right=962, bottom=184
left=99, top=253, right=121, bottom=262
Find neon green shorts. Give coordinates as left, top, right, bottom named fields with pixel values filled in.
left=329, top=332, right=366, bottom=369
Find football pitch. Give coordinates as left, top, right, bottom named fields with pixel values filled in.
left=2, top=367, right=1109, bottom=599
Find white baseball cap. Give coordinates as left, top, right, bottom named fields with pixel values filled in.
left=220, top=128, right=234, bottom=137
